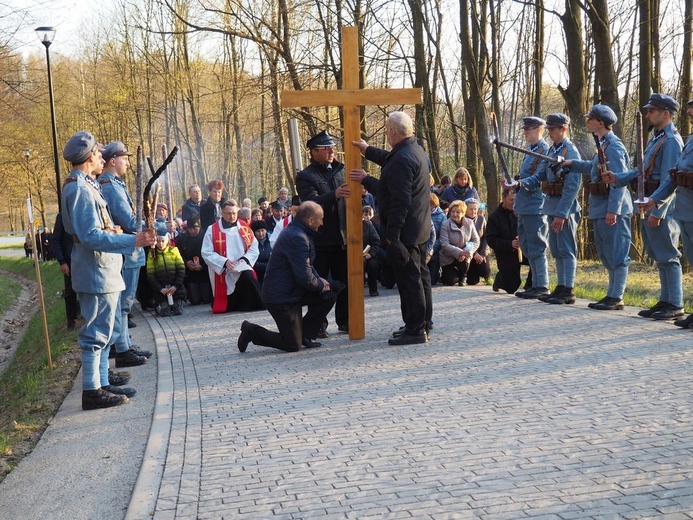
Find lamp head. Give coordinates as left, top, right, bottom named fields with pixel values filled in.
left=35, top=27, right=56, bottom=47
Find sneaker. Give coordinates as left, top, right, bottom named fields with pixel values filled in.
left=238, top=320, right=252, bottom=353
left=130, top=345, right=153, bottom=358
left=638, top=301, right=667, bottom=318
left=115, top=349, right=147, bottom=367
left=102, top=385, right=137, bottom=398
left=82, top=388, right=128, bottom=410
left=108, top=370, right=131, bottom=386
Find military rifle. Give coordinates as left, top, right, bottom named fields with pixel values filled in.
left=594, top=133, right=610, bottom=187
left=633, top=112, right=647, bottom=217
left=490, top=112, right=514, bottom=185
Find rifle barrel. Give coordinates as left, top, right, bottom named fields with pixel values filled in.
left=494, top=139, right=559, bottom=164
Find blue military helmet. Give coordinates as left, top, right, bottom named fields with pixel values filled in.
left=521, top=116, right=546, bottom=130
left=584, top=104, right=618, bottom=126
left=643, top=93, right=680, bottom=113
left=63, top=131, right=96, bottom=163
left=545, top=113, right=570, bottom=129
left=102, top=141, right=133, bottom=162
left=306, top=130, right=336, bottom=149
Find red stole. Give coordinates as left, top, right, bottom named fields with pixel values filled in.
left=211, top=221, right=255, bottom=314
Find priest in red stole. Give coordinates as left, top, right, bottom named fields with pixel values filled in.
left=201, top=200, right=264, bottom=313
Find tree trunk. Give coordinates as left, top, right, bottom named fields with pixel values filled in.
left=679, top=0, right=693, bottom=135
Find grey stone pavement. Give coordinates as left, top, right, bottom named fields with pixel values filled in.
left=126, top=284, right=692, bottom=520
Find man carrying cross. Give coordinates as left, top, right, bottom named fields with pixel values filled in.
left=350, top=111, right=433, bottom=345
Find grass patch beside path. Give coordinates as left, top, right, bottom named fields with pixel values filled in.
left=0, top=274, right=21, bottom=315
left=0, top=258, right=80, bottom=482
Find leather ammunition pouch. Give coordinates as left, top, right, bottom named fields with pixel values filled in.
left=630, top=178, right=660, bottom=196
left=541, top=181, right=564, bottom=197
left=670, top=169, right=693, bottom=189
left=586, top=181, right=609, bottom=196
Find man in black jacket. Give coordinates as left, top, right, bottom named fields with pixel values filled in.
left=199, top=179, right=226, bottom=235
left=486, top=189, right=532, bottom=294
left=237, top=202, right=338, bottom=353
left=296, top=130, right=350, bottom=335
left=350, top=111, right=432, bottom=345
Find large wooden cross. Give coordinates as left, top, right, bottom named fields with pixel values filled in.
left=281, top=26, right=421, bottom=340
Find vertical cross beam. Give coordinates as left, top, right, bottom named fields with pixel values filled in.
left=280, top=26, right=422, bottom=341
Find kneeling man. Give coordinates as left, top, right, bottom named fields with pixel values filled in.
left=237, top=201, right=338, bottom=353
left=202, top=200, right=264, bottom=313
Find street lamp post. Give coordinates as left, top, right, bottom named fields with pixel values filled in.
left=35, top=26, right=62, bottom=211
left=23, top=148, right=31, bottom=201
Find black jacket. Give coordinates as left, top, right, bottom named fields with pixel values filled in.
left=175, top=230, right=208, bottom=283
left=261, top=219, right=325, bottom=304
left=255, top=236, right=272, bottom=274
left=50, top=213, right=73, bottom=265
left=363, top=220, right=383, bottom=258
left=486, top=204, right=517, bottom=256
left=362, top=136, right=430, bottom=247
left=200, top=197, right=226, bottom=234
left=296, top=160, right=346, bottom=250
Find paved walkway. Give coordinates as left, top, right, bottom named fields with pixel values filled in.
left=126, top=285, right=692, bottom=519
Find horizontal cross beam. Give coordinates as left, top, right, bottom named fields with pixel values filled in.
left=281, top=88, right=422, bottom=108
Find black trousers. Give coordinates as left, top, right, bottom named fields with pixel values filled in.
left=226, top=271, right=265, bottom=312
left=63, top=272, right=79, bottom=321
left=248, top=292, right=337, bottom=352
left=364, top=256, right=380, bottom=292
left=467, top=257, right=491, bottom=285
left=441, top=259, right=470, bottom=285
left=313, top=248, right=348, bottom=328
left=493, top=253, right=532, bottom=294
left=392, top=243, right=432, bottom=335
left=185, top=279, right=212, bottom=305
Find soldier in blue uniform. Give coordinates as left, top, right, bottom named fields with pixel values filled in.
left=603, top=94, right=684, bottom=320
left=564, top=105, right=633, bottom=310
left=643, top=98, right=693, bottom=328
left=518, top=114, right=582, bottom=304
left=99, top=141, right=152, bottom=366
left=511, top=116, right=550, bottom=299
left=61, top=131, right=156, bottom=410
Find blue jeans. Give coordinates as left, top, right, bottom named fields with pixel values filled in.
left=78, top=292, right=119, bottom=390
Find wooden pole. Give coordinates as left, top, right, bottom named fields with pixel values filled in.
left=27, top=198, right=52, bottom=370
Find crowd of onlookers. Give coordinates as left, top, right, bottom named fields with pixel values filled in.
left=41, top=169, right=501, bottom=318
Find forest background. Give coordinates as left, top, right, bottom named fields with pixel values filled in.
left=0, top=0, right=691, bottom=260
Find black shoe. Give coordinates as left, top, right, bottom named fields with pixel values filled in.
left=108, top=370, right=131, bottom=386
left=458, top=277, right=467, bottom=287
left=548, top=287, right=575, bottom=305
left=650, top=304, right=684, bottom=321
left=515, top=287, right=533, bottom=298
left=521, top=287, right=549, bottom=300
left=115, top=349, right=147, bottom=367
left=317, top=327, right=329, bottom=339
left=130, top=345, right=153, bottom=358
left=593, top=297, right=624, bottom=310
left=302, top=338, right=322, bottom=348
left=238, top=321, right=253, bottom=353
left=172, top=300, right=183, bottom=315
left=370, top=290, right=379, bottom=297
left=638, top=301, right=667, bottom=318
left=388, top=332, right=428, bottom=346
left=539, top=285, right=564, bottom=302
left=67, top=319, right=76, bottom=330
left=82, top=388, right=128, bottom=410
left=108, top=345, right=116, bottom=358
left=337, top=324, right=349, bottom=333
left=127, top=316, right=137, bottom=328
left=588, top=296, right=608, bottom=309
left=673, top=314, right=693, bottom=328
left=102, top=385, right=137, bottom=398
left=392, top=326, right=407, bottom=338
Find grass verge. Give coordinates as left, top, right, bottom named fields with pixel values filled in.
left=0, top=274, right=21, bottom=315
left=0, top=257, right=80, bottom=482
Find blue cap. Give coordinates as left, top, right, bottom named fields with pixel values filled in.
left=63, top=131, right=96, bottom=164
left=545, top=113, right=570, bottom=129
left=102, top=141, right=133, bottom=162
left=156, top=227, right=168, bottom=237
left=521, top=116, right=545, bottom=130
left=584, top=104, right=618, bottom=126
left=643, top=93, right=680, bottom=113
left=306, top=130, right=336, bottom=149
